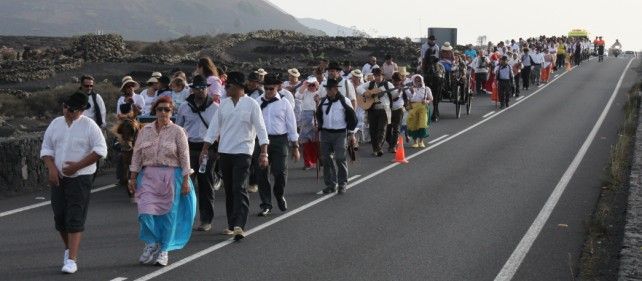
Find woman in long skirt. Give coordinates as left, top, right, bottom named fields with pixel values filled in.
left=407, top=75, right=433, bottom=148
left=129, top=96, right=196, bottom=266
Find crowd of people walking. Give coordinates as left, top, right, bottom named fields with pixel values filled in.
left=39, top=33, right=600, bottom=272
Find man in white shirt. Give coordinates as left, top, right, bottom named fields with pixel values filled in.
left=531, top=48, right=545, bottom=86
left=79, top=75, right=107, bottom=129
left=201, top=72, right=269, bottom=241
left=471, top=53, right=490, bottom=94
left=495, top=56, right=514, bottom=109
left=315, top=78, right=357, bottom=194
left=254, top=75, right=300, bottom=216
left=319, top=62, right=357, bottom=108
left=385, top=72, right=406, bottom=153
left=357, top=68, right=393, bottom=156
left=40, top=92, right=108, bottom=274
left=361, top=56, right=379, bottom=76
left=175, top=75, right=220, bottom=232
left=382, top=54, right=399, bottom=81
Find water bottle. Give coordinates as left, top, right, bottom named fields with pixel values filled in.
left=198, top=155, right=208, bottom=174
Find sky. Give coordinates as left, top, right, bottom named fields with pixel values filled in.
left=269, top=0, right=642, bottom=50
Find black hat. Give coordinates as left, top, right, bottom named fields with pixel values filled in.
left=501, top=55, right=508, bottom=60
left=158, top=75, right=171, bottom=85
left=327, top=61, right=342, bottom=71
left=263, top=73, right=282, bottom=86
left=247, top=72, right=261, bottom=82
left=65, top=92, right=90, bottom=110
left=227, top=72, right=245, bottom=87
left=119, top=103, right=133, bottom=114
left=190, top=75, right=210, bottom=89
left=428, top=35, right=436, bottom=40
left=324, top=78, right=342, bottom=88
left=371, top=68, right=383, bottom=75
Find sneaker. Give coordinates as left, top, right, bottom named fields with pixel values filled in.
left=411, top=143, right=419, bottom=148
left=247, top=184, right=258, bottom=193
left=419, top=141, right=426, bottom=148
left=139, top=243, right=159, bottom=264
left=213, top=177, right=223, bottom=191
left=196, top=223, right=212, bottom=231
left=63, top=249, right=69, bottom=264
left=276, top=197, right=287, bottom=211
left=222, top=228, right=234, bottom=235
left=338, top=186, right=347, bottom=194
left=258, top=207, right=271, bottom=217
left=233, top=226, right=245, bottom=241
left=61, top=259, right=77, bottom=274
left=155, top=251, right=168, bottom=266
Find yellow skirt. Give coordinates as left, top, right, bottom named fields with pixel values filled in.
left=407, top=102, right=428, bottom=131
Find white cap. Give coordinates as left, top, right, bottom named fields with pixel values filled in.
left=306, top=75, right=318, bottom=84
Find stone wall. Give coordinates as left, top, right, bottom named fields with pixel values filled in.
left=0, top=133, right=48, bottom=196
left=70, top=34, right=126, bottom=62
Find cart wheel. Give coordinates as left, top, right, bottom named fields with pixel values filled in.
left=455, top=85, right=462, bottom=119
left=466, top=91, right=472, bottom=115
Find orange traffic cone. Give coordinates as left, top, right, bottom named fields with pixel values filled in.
left=393, top=135, right=409, bottom=164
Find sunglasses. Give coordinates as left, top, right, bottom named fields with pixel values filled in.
left=155, top=107, right=172, bottom=113
left=265, top=87, right=276, bottom=91
left=82, top=84, right=94, bottom=88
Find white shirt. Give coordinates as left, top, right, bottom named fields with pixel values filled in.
left=278, top=89, right=296, bottom=106
left=116, top=94, right=145, bottom=115
left=357, top=81, right=394, bottom=109
left=495, top=64, right=514, bottom=80
left=471, top=56, right=489, bottom=73
left=295, top=89, right=319, bottom=111
left=361, top=63, right=379, bottom=76
left=140, top=89, right=157, bottom=115
left=318, top=77, right=356, bottom=101
left=40, top=116, right=108, bottom=177
left=410, top=87, right=433, bottom=102
left=83, top=92, right=107, bottom=128
left=203, top=96, right=269, bottom=155
left=319, top=96, right=354, bottom=132
left=390, top=88, right=406, bottom=110
left=257, top=94, right=299, bottom=142
left=532, top=53, right=545, bottom=65
left=382, top=62, right=398, bottom=80
left=172, top=88, right=191, bottom=110
left=175, top=99, right=219, bottom=143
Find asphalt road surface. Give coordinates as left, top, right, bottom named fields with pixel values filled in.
left=1, top=55, right=639, bottom=281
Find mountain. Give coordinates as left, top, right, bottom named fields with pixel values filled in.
left=0, top=0, right=323, bottom=41
left=297, top=18, right=369, bottom=37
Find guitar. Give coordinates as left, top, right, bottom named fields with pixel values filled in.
left=357, top=86, right=411, bottom=110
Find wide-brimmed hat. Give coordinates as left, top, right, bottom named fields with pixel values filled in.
left=256, top=68, right=268, bottom=76
left=146, top=77, right=159, bottom=84
left=287, top=68, right=301, bottom=77
left=324, top=78, right=342, bottom=88
left=263, top=74, right=283, bottom=86
left=151, top=72, right=162, bottom=78
left=65, top=91, right=90, bottom=111
left=227, top=72, right=245, bottom=87
left=442, top=42, right=453, bottom=51
left=190, top=75, right=210, bottom=89
left=327, top=61, right=342, bottom=71
left=121, top=77, right=140, bottom=91
left=121, top=75, right=134, bottom=83
left=398, top=66, right=409, bottom=76
left=247, top=72, right=261, bottom=82
left=306, top=76, right=318, bottom=84
left=350, top=69, right=363, bottom=78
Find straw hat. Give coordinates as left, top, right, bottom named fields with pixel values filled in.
left=442, top=42, right=453, bottom=51
left=350, top=69, right=363, bottom=78
left=256, top=68, right=268, bottom=76
left=146, top=77, right=159, bottom=84
left=151, top=72, right=162, bottom=78
left=120, top=77, right=140, bottom=91
left=398, top=67, right=409, bottom=76
left=287, top=68, right=301, bottom=77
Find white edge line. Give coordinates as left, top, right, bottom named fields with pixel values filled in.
left=428, top=134, right=449, bottom=145
left=493, top=58, right=634, bottom=281
left=483, top=111, right=496, bottom=118
left=132, top=63, right=579, bottom=281
left=516, top=96, right=524, bottom=101
left=110, top=278, right=128, bottom=281
left=0, top=184, right=117, bottom=218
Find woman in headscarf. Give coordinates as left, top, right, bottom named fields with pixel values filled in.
left=128, top=96, right=196, bottom=266
left=407, top=74, right=433, bottom=148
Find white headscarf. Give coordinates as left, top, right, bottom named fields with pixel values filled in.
left=411, top=74, right=425, bottom=88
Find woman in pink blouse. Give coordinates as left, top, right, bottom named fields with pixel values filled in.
left=196, top=57, right=224, bottom=104
left=128, top=96, right=196, bottom=267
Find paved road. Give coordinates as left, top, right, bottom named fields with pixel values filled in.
left=0, top=55, right=639, bottom=281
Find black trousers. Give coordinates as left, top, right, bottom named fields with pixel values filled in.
left=556, top=54, right=565, bottom=70
left=189, top=142, right=217, bottom=224
left=219, top=153, right=251, bottom=229
left=51, top=175, right=92, bottom=233
left=498, top=80, right=512, bottom=107
left=521, top=66, right=531, bottom=89
left=513, top=73, right=521, bottom=95
left=475, top=72, right=487, bottom=93
left=257, top=135, right=289, bottom=209
left=386, top=108, right=403, bottom=149
left=367, top=108, right=388, bottom=153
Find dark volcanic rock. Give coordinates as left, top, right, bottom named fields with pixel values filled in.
left=70, top=34, right=126, bottom=62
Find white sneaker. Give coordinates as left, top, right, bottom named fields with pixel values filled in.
left=155, top=251, right=168, bottom=266
left=139, top=243, right=159, bottom=264
left=61, top=259, right=77, bottom=274
left=63, top=249, right=69, bottom=264
left=247, top=184, right=258, bottom=193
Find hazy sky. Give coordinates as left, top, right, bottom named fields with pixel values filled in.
left=269, top=0, right=642, bottom=50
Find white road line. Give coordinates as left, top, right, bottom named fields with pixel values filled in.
left=516, top=96, right=524, bottom=101
left=493, top=58, right=634, bottom=281
left=0, top=184, right=117, bottom=218
left=483, top=111, right=496, bottom=118
left=316, top=175, right=361, bottom=194
left=428, top=135, right=449, bottom=145
left=110, top=278, right=128, bottom=281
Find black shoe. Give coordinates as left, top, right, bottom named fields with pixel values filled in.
left=276, top=197, right=287, bottom=211
left=258, top=207, right=271, bottom=217
left=233, top=226, right=245, bottom=241
left=376, top=151, right=384, bottom=157
left=338, top=186, right=347, bottom=194
left=322, top=187, right=336, bottom=194
left=500, top=104, right=505, bottom=109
